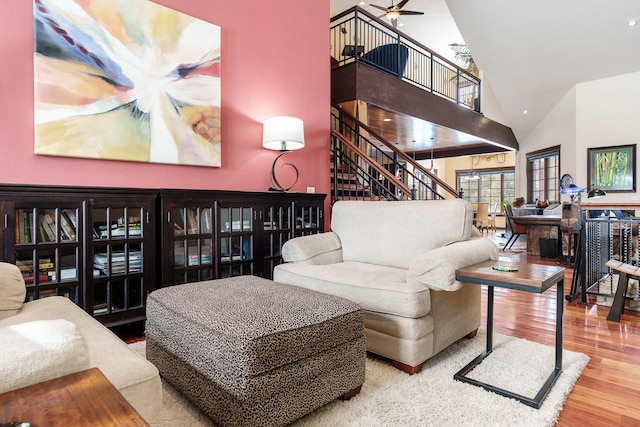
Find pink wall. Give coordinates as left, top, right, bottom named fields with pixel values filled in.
left=0, top=0, right=330, bottom=198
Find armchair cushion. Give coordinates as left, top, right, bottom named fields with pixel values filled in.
left=280, top=232, right=343, bottom=265
left=408, top=238, right=500, bottom=291
left=273, top=261, right=430, bottom=318
left=0, top=262, right=27, bottom=320
left=0, top=319, right=90, bottom=393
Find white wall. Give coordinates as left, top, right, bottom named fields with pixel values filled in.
left=517, top=71, right=640, bottom=205
left=517, top=86, right=577, bottom=202
left=576, top=71, right=640, bottom=204
left=479, top=73, right=509, bottom=126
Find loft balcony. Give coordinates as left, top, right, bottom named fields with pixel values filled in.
left=330, top=6, right=518, bottom=160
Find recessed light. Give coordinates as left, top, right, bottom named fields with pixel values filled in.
left=628, top=19, right=637, bottom=27
left=383, top=118, right=392, bottom=122
left=523, top=110, right=528, bottom=114
left=359, top=1, right=365, bottom=5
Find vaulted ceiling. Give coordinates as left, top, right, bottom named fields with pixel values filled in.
left=330, top=0, right=640, bottom=149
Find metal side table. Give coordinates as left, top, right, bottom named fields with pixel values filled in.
left=454, top=261, right=565, bottom=409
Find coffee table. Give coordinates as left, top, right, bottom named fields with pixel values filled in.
left=454, top=261, right=565, bottom=409
left=0, top=368, right=148, bottom=426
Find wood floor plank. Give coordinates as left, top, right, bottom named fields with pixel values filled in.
left=490, top=233, right=640, bottom=427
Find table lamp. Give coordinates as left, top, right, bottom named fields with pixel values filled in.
left=262, top=116, right=305, bottom=191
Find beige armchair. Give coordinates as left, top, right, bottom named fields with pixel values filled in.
left=273, top=199, right=499, bottom=374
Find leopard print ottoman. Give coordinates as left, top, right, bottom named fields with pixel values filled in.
left=145, top=276, right=365, bottom=427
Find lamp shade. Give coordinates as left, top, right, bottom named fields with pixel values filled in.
left=587, top=188, right=607, bottom=199
left=386, top=11, right=400, bottom=20
left=262, top=116, right=305, bottom=151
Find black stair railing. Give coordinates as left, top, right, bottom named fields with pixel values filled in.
left=331, top=130, right=413, bottom=202
left=331, top=6, right=480, bottom=112
left=331, top=105, right=460, bottom=203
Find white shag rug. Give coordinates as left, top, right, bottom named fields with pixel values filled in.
left=130, top=331, right=588, bottom=427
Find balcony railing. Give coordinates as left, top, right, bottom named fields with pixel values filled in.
left=331, top=6, right=481, bottom=112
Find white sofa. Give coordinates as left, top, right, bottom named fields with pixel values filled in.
left=274, top=199, right=499, bottom=374
left=0, top=262, right=161, bottom=422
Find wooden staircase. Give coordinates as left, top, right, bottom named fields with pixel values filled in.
left=330, top=105, right=460, bottom=204
left=331, top=161, right=372, bottom=201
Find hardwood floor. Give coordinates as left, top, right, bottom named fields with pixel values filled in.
left=116, top=229, right=640, bottom=426
left=486, top=230, right=640, bottom=426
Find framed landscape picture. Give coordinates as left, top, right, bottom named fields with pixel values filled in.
left=587, top=144, right=636, bottom=192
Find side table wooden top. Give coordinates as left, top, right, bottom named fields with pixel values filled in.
left=0, top=368, right=148, bottom=427
left=456, top=261, right=565, bottom=293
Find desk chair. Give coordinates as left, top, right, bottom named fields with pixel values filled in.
left=502, top=204, right=527, bottom=251
left=487, top=202, right=498, bottom=232
left=475, top=203, right=490, bottom=234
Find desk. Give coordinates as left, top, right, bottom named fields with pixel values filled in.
left=511, top=215, right=562, bottom=256
left=0, top=368, right=148, bottom=426
left=454, top=261, right=565, bottom=409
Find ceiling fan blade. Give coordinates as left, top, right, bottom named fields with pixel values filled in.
left=396, top=0, right=411, bottom=10
left=370, top=4, right=390, bottom=12
left=398, top=10, right=424, bottom=16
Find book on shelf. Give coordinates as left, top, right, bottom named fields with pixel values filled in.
left=17, top=210, right=34, bottom=243
left=117, top=215, right=141, bottom=225
left=187, top=253, right=212, bottom=266
left=93, top=303, right=109, bottom=315
left=186, top=210, right=198, bottom=234
left=59, top=211, right=76, bottom=240
left=60, top=268, right=77, bottom=280
left=41, top=212, right=57, bottom=241
left=16, top=259, right=54, bottom=273
left=93, top=250, right=142, bottom=274
left=99, top=223, right=142, bottom=238
left=23, top=273, right=49, bottom=284
left=201, top=210, right=212, bottom=233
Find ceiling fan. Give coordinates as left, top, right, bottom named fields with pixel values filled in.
left=370, top=0, right=424, bottom=27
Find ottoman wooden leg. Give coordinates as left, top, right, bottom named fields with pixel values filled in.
left=339, top=385, right=362, bottom=401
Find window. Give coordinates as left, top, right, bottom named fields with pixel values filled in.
left=458, top=168, right=515, bottom=207
left=526, top=146, right=560, bottom=203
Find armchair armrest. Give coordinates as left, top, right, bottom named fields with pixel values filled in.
left=408, top=238, right=499, bottom=291
left=281, top=232, right=343, bottom=265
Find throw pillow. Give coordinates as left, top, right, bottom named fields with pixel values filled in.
left=0, top=319, right=90, bottom=393
left=0, top=262, right=27, bottom=320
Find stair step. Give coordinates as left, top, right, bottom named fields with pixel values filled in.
left=336, top=183, right=369, bottom=191
left=332, top=172, right=359, bottom=181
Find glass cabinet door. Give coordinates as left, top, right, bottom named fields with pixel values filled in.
left=219, top=205, right=254, bottom=278
left=170, top=206, right=214, bottom=285
left=89, top=200, right=152, bottom=325
left=295, top=203, right=323, bottom=237
left=13, top=203, right=82, bottom=304
left=261, top=204, right=293, bottom=279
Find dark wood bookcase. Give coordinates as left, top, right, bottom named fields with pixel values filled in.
left=0, top=186, right=325, bottom=325
left=158, top=190, right=325, bottom=287
left=0, top=185, right=157, bottom=327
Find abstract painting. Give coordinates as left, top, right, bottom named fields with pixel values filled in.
left=33, top=0, right=222, bottom=167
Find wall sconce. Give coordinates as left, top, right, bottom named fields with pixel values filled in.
left=262, top=116, right=305, bottom=191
